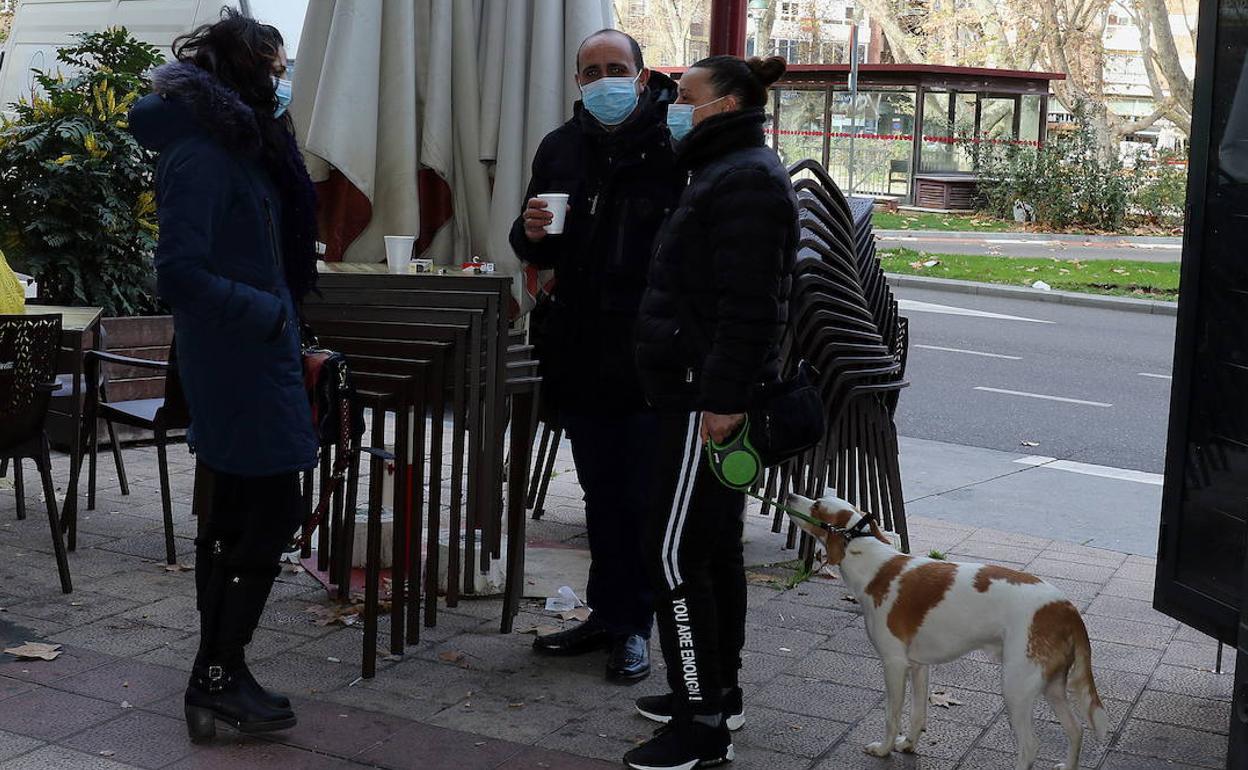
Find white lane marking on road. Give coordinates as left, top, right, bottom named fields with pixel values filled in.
left=1014, top=455, right=1163, bottom=486
left=973, top=386, right=1112, bottom=408
left=915, top=344, right=1022, bottom=360
left=882, top=235, right=922, bottom=241
left=1138, top=372, right=1172, bottom=380
left=898, top=299, right=1055, bottom=324
left=1133, top=243, right=1183, bottom=250
left=985, top=238, right=1060, bottom=245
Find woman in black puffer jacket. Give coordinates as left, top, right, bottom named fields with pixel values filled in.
left=627, top=56, right=797, bottom=770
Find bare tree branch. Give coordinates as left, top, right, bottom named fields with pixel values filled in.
left=855, top=0, right=922, bottom=63
left=1133, top=0, right=1194, bottom=126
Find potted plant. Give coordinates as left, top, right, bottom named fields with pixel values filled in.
left=0, top=28, right=174, bottom=439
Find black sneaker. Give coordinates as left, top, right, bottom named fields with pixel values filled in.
left=624, top=722, right=733, bottom=770
left=635, top=688, right=745, bottom=731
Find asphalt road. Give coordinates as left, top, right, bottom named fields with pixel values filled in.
left=892, top=286, right=1177, bottom=473
left=878, top=231, right=1183, bottom=262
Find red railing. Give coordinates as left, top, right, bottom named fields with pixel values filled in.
left=764, top=128, right=1041, bottom=147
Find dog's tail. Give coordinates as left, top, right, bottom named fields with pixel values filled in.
left=1070, top=614, right=1108, bottom=741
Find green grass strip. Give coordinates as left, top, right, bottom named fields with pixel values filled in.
left=880, top=248, right=1180, bottom=300
left=872, top=211, right=1018, bottom=232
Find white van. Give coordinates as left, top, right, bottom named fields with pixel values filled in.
left=0, top=0, right=247, bottom=112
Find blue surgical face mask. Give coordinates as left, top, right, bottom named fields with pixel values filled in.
left=666, top=104, right=694, bottom=143
left=580, top=72, right=641, bottom=127
left=273, top=76, right=293, bottom=118
left=666, top=96, right=728, bottom=143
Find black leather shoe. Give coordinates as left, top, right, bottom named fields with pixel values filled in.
left=532, top=620, right=610, bottom=656
left=607, top=634, right=650, bottom=683
left=184, top=665, right=297, bottom=744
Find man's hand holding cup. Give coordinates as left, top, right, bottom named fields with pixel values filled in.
left=524, top=193, right=570, bottom=242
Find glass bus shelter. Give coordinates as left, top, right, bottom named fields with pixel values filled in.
left=767, top=64, right=1063, bottom=207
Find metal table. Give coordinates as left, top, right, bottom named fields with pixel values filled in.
left=19, top=304, right=104, bottom=550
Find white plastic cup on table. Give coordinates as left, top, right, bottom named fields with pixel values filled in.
left=384, top=235, right=416, bottom=274
left=536, top=193, right=570, bottom=235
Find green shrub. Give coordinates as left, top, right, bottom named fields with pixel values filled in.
left=0, top=27, right=163, bottom=316
left=971, top=122, right=1133, bottom=232
left=1131, top=151, right=1188, bottom=230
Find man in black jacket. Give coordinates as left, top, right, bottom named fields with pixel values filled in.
left=509, top=29, right=679, bottom=682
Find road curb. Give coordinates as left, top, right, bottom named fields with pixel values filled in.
left=876, top=229, right=1183, bottom=246
left=885, top=273, right=1179, bottom=316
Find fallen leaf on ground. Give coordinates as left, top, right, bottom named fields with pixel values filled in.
left=4, top=642, right=62, bottom=661
left=438, top=650, right=470, bottom=669
left=746, top=571, right=782, bottom=586
left=1020, top=440, right=1040, bottom=447
left=508, top=702, right=524, bottom=709
left=929, top=691, right=963, bottom=708
left=305, top=604, right=359, bottom=627
left=521, top=625, right=561, bottom=637
left=163, top=563, right=194, bottom=573
left=559, top=606, right=591, bottom=622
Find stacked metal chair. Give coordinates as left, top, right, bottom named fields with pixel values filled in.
left=528, top=158, right=911, bottom=555
left=298, top=269, right=541, bottom=678
left=757, top=159, right=911, bottom=554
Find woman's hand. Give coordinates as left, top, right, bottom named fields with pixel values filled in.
left=702, top=412, right=746, bottom=444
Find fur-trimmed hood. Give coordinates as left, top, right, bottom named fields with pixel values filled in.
left=130, top=61, right=261, bottom=155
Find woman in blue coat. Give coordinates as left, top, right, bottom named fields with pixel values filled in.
left=129, top=9, right=319, bottom=742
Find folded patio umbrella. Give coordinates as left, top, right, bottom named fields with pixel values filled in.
left=291, top=0, right=612, bottom=311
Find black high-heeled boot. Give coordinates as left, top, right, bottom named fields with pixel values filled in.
left=238, top=663, right=291, bottom=709
left=184, top=664, right=297, bottom=743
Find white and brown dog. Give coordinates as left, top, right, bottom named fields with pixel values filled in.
left=786, top=493, right=1107, bottom=770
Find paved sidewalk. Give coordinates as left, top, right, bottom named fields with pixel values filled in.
left=0, top=437, right=1232, bottom=769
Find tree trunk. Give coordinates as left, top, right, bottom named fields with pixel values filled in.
left=1133, top=0, right=1194, bottom=136
left=754, top=0, right=778, bottom=57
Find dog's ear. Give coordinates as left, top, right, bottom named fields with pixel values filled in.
left=868, top=519, right=891, bottom=544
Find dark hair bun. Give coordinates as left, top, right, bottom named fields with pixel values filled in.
left=747, top=56, right=787, bottom=88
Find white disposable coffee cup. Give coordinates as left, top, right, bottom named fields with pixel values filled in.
left=384, top=235, right=416, bottom=274
left=536, top=193, right=570, bottom=234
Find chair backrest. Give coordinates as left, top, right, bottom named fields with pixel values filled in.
left=0, top=314, right=62, bottom=452
left=889, top=159, right=911, bottom=175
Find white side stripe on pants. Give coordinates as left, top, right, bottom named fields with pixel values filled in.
left=661, top=412, right=702, bottom=590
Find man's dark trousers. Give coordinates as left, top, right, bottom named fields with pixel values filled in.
left=562, top=410, right=658, bottom=638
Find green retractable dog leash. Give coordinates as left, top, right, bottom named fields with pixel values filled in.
left=704, top=419, right=876, bottom=537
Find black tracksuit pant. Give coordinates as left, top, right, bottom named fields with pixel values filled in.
left=194, top=467, right=304, bottom=671
left=645, top=412, right=747, bottom=719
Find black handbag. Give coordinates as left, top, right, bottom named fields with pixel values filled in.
left=293, top=324, right=364, bottom=550
left=748, top=360, right=824, bottom=467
